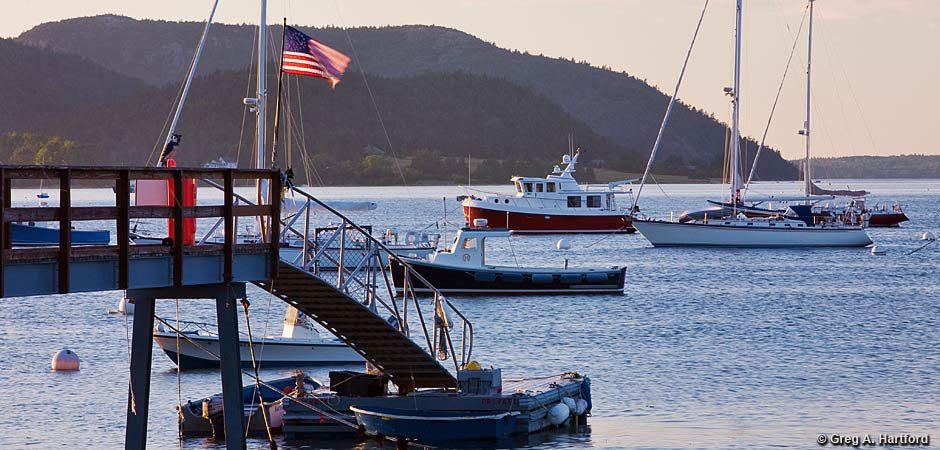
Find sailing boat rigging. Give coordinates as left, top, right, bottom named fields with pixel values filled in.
left=631, top=0, right=873, bottom=247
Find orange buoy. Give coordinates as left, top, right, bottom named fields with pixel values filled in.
left=51, top=349, right=80, bottom=371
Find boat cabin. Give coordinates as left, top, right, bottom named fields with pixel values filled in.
left=431, top=227, right=510, bottom=268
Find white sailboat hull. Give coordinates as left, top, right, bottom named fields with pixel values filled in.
left=153, top=332, right=363, bottom=369
left=633, top=219, right=872, bottom=248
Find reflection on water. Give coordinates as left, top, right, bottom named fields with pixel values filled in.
left=0, top=181, right=938, bottom=449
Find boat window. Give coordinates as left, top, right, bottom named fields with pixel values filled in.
left=515, top=181, right=523, bottom=194
left=524, top=182, right=534, bottom=193
left=536, top=183, right=544, bottom=193
left=587, top=195, right=601, bottom=208
left=546, top=183, right=556, bottom=193
left=462, top=238, right=477, bottom=250
left=567, top=196, right=582, bottom=208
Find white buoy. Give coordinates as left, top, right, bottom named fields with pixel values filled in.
left=922, top=231, right=936, bottom=241
left=574, top=398, right=588, bottom=415
left=556, top=239, right=571, bottom=250
left=871, top=246, right=886, bottom=256
left=51, top=349, right=80, bottom=371
left=118, top=297, right=135, bottom=315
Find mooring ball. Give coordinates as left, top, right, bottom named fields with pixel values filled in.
left=556, top=239, right=571, bottom=250
left=51, top=349, right=80, bottom=371
left=922, top=231, right=936, bottom=241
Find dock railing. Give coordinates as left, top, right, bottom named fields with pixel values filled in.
left=198, top=180, right=474, bottom=373
left=0, top=166, right=281, bottom=296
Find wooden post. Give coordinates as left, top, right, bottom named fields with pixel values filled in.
left=0, top=168, right=5, bottom=297
left=172, top=170, right=184, bottom=287
left=215, top=294, right=245, bottom=449
left=269, top=171, right=281, bottom=279
left=223, top=170, right=234, bottom=282
left=58, top=168, right=71, bottom=294
left=117, top=170, right=130, bottom=289
left=124, top=296, right=155, bottom=450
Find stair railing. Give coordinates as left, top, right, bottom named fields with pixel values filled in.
left=196, top=179, right=474, bottom=372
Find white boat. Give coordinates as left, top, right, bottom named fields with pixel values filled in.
left=153, top=305, right=363, bottom=369
left=632, top=0, right=871, bottom=248
left=461, top=151, right=637, bottom=234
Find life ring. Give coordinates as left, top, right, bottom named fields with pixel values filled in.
left=404, top=231, right=418, bottom=245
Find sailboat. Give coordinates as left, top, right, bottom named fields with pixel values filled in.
left=153, top=306, right=362, bottom=369
left=631, top=0, right=872, bottom=248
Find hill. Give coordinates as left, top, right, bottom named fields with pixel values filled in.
left=0, top=37, right=144, bottom=133
left=28, top=69, right=634, bottom=185
left=795, top=155, right=940, bottom=179
left=17, top=15, right=798, bottom=181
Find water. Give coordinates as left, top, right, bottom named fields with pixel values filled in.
left=0, top=180, right=937, bottom=449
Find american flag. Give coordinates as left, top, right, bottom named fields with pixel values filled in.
left=282, top=25, right=350, bottom=89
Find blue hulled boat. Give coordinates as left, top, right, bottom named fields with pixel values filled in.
left=350, top=406, right=520, bottom=440
left=11, top=222, right=110, bottom=246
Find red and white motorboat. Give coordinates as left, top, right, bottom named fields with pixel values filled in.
left=461, top=152, right=637, bottom=233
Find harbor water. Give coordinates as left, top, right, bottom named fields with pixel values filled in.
left=0, top=180, right=937, bottom=449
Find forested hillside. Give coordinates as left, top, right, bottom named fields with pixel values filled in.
left=799, top=155, right=940, bottom=179
left=30, top=69, right=633, bottom=185
left=0, top=38, right=143, bottom=133
left=17, top=15, right=799, bottom=181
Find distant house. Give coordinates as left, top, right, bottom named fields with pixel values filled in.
left=361, top=144, right=386, bottom=156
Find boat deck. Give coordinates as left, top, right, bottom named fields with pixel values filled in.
left=281, top=373, right=588, bottom=439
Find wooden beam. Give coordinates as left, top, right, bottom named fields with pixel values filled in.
left=58, top=168, right=71, bottom=294
left=117, top=170, right=130, bottom=290
left=223, top=171, right=234, bottom=282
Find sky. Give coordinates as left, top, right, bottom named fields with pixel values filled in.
left=3, top=0, right=939, bottom=159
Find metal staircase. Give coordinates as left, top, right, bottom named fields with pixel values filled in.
left=255, top=261, right=457, bottom=391
left=249, top=186, right=473, bottom=392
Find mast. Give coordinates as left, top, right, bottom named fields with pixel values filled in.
left=256, top=0, right=270, bottom=235
left=729, top=0, right=743, bottom=206
left=159, top=0, right=219, bottom=166
left=802, top=0, right=815, bottom=202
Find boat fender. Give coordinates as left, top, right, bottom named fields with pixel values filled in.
left=562, top=396, right=577, bottom=413
left=548, top=402, right=570, bottom=426
left=575, top=398, right=588, bottom=415
left=580, top=377, right=593, bottom=413
left=556, top=239, right=571, bottom=250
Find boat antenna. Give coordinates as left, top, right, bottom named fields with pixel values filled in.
left=800, top=0, right=816, bottom=204
left=631, top=0, right=710, bottom=213
left=158, top=0, right=220, bottom=167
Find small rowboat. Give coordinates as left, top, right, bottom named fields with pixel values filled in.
left=350, top=406, right=520, bottom=441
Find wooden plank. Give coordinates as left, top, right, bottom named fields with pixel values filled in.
left=4, top=207, right=58, bottom=222
left=58, top=168, right=71, bottom=294
left=269, top=171, right=281, bottom=279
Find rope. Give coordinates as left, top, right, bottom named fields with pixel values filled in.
left=175, top=299, right=184, bottom=448
left=632, top=0, right=710, bottom=211
left=743, top=2, right=808, bottom=194
left=240, top=298, right=278, bottom=449
left=332, top=1, right=409, bottom=187
left=235, top=25, right=259, bottom=167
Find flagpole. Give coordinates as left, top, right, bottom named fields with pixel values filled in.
left=271, top=18, right=288, bottom=169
